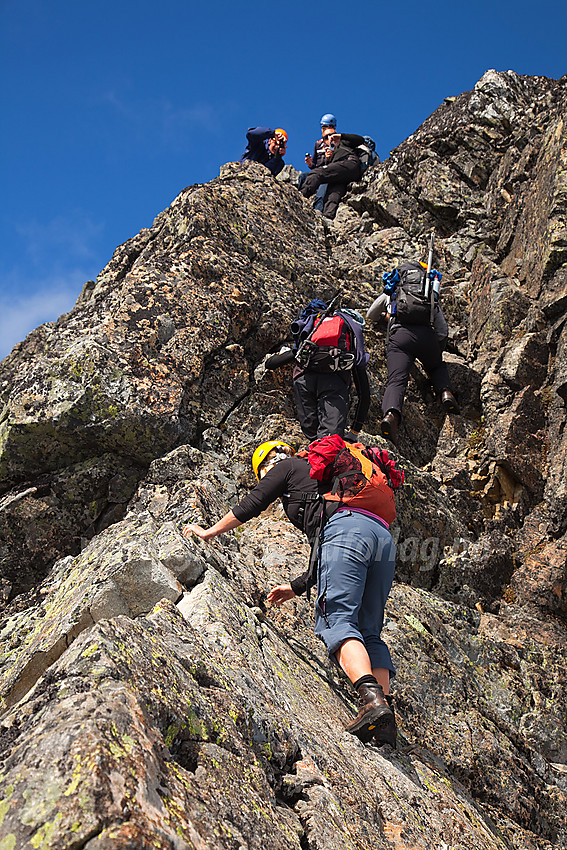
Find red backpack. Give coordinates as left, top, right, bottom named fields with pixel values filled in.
left=295, top=312, right=355, bottom=372
left=307, top=435, right=404, bottom=524
left=310, top=315, right=350, bottom=348
left=291, top=436, right=404, bottom=597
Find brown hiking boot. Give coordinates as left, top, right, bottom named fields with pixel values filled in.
left=374, top=694, right=397, bottom=747
left=380, top=410, right=400, bottom=445
left=440, top=388, right=460, bottom=414
left=346, top=683, right=396, bottom=744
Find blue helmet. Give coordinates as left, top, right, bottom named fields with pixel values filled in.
left=320, top=113, right=337, bottom=128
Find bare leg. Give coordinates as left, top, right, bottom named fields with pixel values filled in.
left=335, top=638, right=390, bottom=695
left=372, top=667, right=390, bottom=696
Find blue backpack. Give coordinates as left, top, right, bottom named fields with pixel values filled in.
left=357, top=136, right=378, bottom=172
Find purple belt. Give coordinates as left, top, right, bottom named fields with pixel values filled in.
left=335, top=506, right=390, bottom=530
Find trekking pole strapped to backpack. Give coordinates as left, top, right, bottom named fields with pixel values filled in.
left=386, top=232, right=444, bottom=328
left=307, top=294, right=340, bottom=339
left=425, top=231, right=435, bottom=324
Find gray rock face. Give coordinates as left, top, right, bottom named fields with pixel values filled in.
left=1, top=70, right=567, bottom=848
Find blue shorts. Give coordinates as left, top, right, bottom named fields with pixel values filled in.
left=315, top=510, right=396, bottom=674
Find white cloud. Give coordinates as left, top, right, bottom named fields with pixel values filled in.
left=0, top=276, right=83, bottom=361
left=0, top=212, right=106, bottom=360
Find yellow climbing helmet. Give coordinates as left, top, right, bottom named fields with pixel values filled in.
left=252, top=440, right=294, bottom=480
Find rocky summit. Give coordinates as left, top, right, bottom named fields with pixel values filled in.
left=1, top=69, right=567, bottom=849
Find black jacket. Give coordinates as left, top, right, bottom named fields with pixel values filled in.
left=329, top=133, right=365, bottom=163
left=232, top=457, right=326, bottom=595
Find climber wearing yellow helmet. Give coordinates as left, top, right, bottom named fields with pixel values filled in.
left=183, top=437, right=398, bottom=748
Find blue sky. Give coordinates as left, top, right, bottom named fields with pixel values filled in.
left=1, top=0, right=565, bottom=360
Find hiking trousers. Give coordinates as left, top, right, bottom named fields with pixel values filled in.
left=299, top=157, right=361, bottom=219
left=293, top=371, right=350, bottom=441
left=382, top=323, right=452, bottom=415
left=297, top=171, right=328, bottom=210
left=315, top=510, right=396, bottom=674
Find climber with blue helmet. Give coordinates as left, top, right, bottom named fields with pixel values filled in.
left=300, top=125, right=366, bottom=219
left=304, top=113, right=337, bottom=169
left=298, top=113, right=338, bottom=212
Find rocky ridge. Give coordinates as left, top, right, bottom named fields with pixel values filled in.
left=1, top=69, right=567, bottom=849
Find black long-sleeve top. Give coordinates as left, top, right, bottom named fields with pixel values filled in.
left=349, top=365, right=370, bottom=432
left=232, top=456, right=326, bottom=595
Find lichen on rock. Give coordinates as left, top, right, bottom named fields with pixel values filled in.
left=1, top=69, right=567, bottom=849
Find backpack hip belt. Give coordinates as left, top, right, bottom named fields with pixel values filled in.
left=295, top=312, right=355, bottom=372
left=296, top=341, right=355, bottom=372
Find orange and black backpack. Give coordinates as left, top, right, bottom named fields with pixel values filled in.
left=290, top=435, right=404, bottom=594
left=306, top=435, right=403, bottom=525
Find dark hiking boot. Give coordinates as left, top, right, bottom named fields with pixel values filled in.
left=346, top=683, right=396, bottom=744
left=373, top=694, right=397, bottom=747
left=440, top=389, right=460, bottom=414
left=380, top=410, right=400, bottom=445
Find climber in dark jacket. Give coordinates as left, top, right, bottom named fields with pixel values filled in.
left=304, top=113, right=338, bottom=170
left=367, top=261, right=459, bottom=445
left=182, top=440, right=397, bottom=746
left=299, top=132, right=365, bottom=218
left=239, top=127, right=288, bottom=176
left=299, top=113, right=338, bottom=212
left=261, top=305, right=370, bottom=442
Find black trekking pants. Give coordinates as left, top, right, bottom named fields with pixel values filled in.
left=381, top=324, right=452, bottom=415
left=299, top=157, right=361, bottom=219
left=293, top=371, right=350, bottom=441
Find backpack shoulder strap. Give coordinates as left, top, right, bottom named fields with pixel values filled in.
left=343, top=443, right=374, bottom=479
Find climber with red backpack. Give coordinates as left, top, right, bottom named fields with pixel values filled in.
left=182, top=435, right=404, bottom=746
left=260, top=297, right=371, bottom=443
